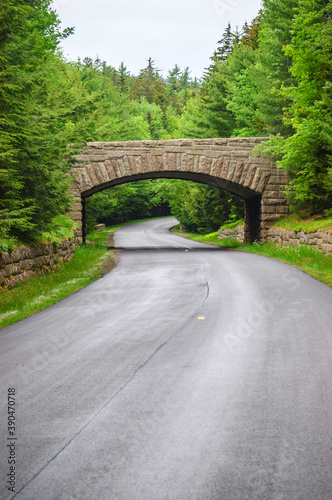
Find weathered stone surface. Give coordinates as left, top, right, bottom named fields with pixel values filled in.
left=194, top=139, right=214, bottom=146
left=219, top=225, right=331, bottom=254
left=167, top=153, right=177, bottom=170
left=213, top=138, right=228, bottom=146
left=262, top=205, right=278, bottom=214
left=218, top=226, right=245, bottom=243
left=266, top=228, right=332, bottom=254
left=231, top=150, right=250, bottom=158
left=218, top=229, right=237, bottom=238
left=243, top=165, right=257, bottom=189
left=0, top=236, right=81, bottom=290
left=104, top=159, right=117, bottom=179
left=256, top=171, right=271, bottom=193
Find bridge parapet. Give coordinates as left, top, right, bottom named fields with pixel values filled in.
left=68, top=138, right=289, bottom=243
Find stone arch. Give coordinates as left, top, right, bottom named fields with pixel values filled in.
left=68, top=138, right=289, bottom=243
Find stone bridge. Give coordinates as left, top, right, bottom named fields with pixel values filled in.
left=69, top=138, right=289, bottom=242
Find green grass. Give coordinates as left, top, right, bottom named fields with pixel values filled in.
left=174, top=230, right=332, bottom=287
left=274, top=213, right=332, bottom=234
left=0, top=216, right=170, bottom=328
left=219, top=219, right=244, bottom=231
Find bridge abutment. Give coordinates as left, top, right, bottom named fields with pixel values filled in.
left=244, top=196, right=261, bottom=243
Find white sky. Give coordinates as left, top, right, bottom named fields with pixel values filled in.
left=52, top=0, right=262, bottom=79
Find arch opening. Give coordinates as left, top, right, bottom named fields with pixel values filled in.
left=80, top=173, right=258, bottom=243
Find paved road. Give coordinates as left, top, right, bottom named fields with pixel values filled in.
left=1, top=218, right=332, bottom=499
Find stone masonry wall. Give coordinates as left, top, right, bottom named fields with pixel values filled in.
left=0, top=236, right=81, bottom=290
left=219, top=227, right=245, bottom=243
left=218, top=226, right=332, bottom=254
left=266, top=228, right=332, bottom=254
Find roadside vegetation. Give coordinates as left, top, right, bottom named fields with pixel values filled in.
left=273, top=212, right=332, bottom=234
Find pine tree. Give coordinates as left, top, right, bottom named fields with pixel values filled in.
left=267, top=0, right=332, bottom=212
left=214, top=23, right=234, bottom=63
left=116, top=62, right=131, bottom=93
left=240, top=12, right=263, bottom=49
left=131, top=58, right=169, bottom=107
left=179, top=67, right=192, bottom=89
left=0, top=0, right=76, bottom=242
left=167, top=65, right=182, bottom=95
left=253, top=0, right=299, bottom=135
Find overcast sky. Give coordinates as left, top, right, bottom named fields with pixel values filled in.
left=52, top=0, right=262, bottom=79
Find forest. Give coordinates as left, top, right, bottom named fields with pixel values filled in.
left=0, top=0, right=331, bottom=247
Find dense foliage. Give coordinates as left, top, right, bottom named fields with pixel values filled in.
left=0, top=0, right=92, bottom=245
left=260, top=0, right=332, bottom=213
left=175, top=0, right=332, bottom=213
left=1, top=0, right=330, bottom=247
left=85, top=180, right=243, bottom=234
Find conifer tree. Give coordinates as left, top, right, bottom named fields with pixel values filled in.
left=266, top=0, right=332, bottom=212
left=116, top=62, right=131, bottom=93
left=167, top=65, right=182, bottom=95
left=131, top=58, right=169, bottom=108
left=0, top=0, right=77, bottom=242
left=253, top=0, right=299, bottom=135
left=214, top=23, right=234, bottom=63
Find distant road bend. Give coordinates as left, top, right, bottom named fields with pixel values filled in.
left=1, top=217, right=332, bottom=499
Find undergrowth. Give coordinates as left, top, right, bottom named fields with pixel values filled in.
left=0, top=215, right=78, bottom=252
left=274, top=212, right=332, bottom=234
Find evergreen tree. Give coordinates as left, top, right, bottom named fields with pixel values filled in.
left=223, top=44, right=263, bottom=136
left=74, top=57, right=151, bottom=141
left=252, top=0, right=299, bottom=135
left=167, top=65, right=182, bottom=95
left=264, top=0, right=332, bottom=212
left=213, top=23, right=234, bottom=64
left=179, top=67, right=192, bottom=89
left=240, top=12, right=263, bottom=49
left=0, top=0, right=80, bottom=242
left=131, top=58, right=169, bottom=108
left=116, top=62, right=131, bottom=93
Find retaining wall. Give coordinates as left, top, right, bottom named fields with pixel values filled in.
left=218, top=227, right=245, bottom=243
left=0, top=237, right=81, bottom=290
left=218, top=226, right=332, bottom=254
left=266, top=228, right=332, bottom=254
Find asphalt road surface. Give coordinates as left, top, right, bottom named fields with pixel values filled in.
left=1, top=217, right=332, bottom=499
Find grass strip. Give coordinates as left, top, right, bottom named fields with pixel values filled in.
left=273, top=213, right=332, bottom=234
left=172, top=228, right=332, bottom=287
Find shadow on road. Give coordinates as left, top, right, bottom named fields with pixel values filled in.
left=107, top=246, right=230, bottom=252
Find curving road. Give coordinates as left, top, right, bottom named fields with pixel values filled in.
left=1, top=217, right=332, bottom=499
